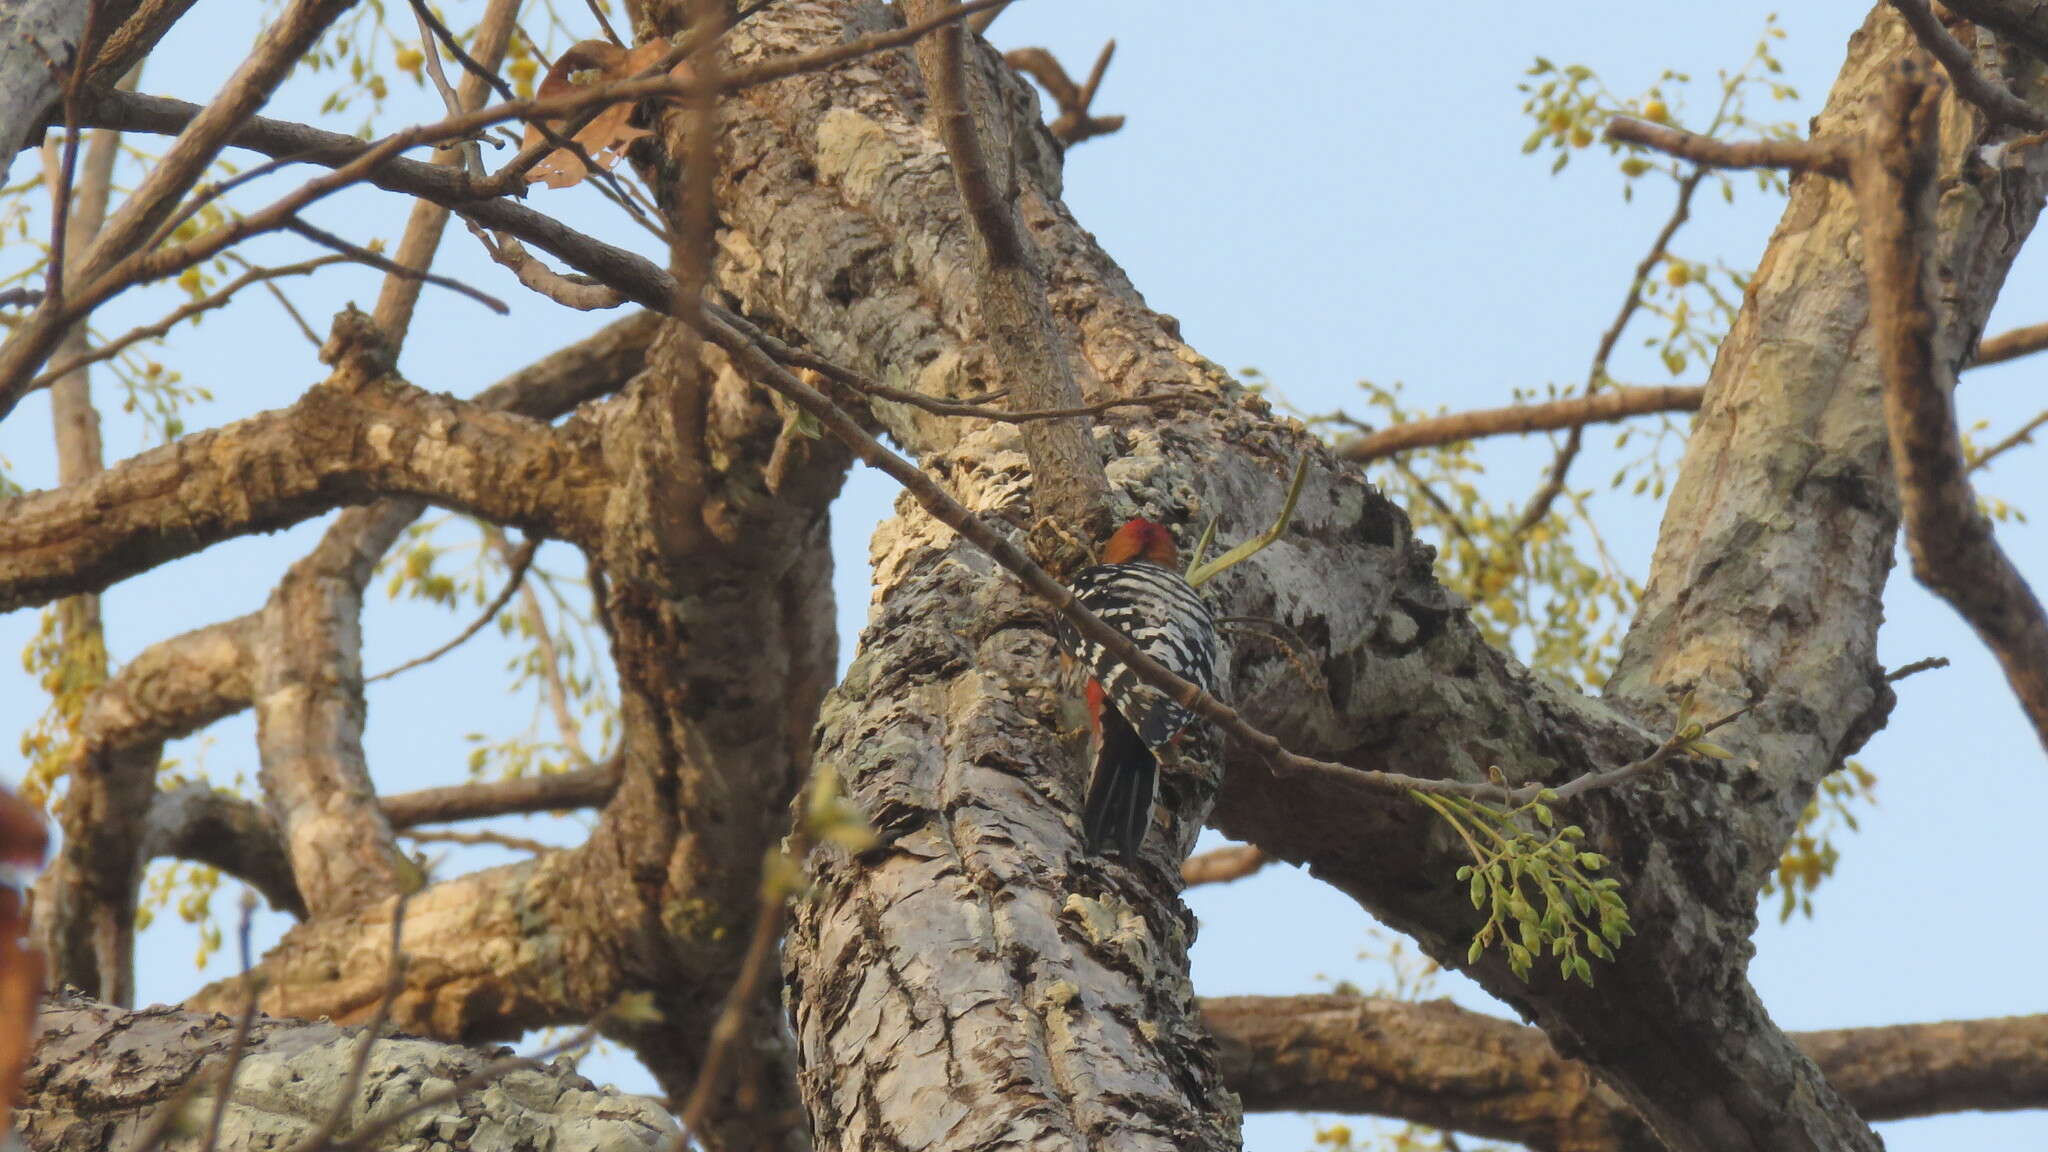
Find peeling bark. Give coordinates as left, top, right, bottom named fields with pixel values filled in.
left=18, top=992, right=675, bottom=1152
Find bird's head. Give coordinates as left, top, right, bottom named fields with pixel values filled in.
left=1101, top=517, right=1179, bottom=567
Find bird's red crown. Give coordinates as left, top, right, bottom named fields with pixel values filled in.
left=1101, top=517, right=1179, bottom=567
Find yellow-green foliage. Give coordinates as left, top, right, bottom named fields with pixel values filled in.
left=18, top=605, right=108, bottom=805
left=1764, top=760, right=1878, bottom=923
left=375, top=518, right=619, bottom=782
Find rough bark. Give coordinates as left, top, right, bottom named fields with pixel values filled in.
left=1207, top=995, right=2048, bottom=1151
left=903, top=0, right=1113, bottom=539
left=177, top=332, right=849, bottom=1150
left=185, top=857, right=601, bottom=1040
left=28, top=989, right=2045, bottom=1152
left=702, top=4, right=2037, bottom=1150
left=251, top=503, right=419, bottom=917
left=18, top=992, right=675, bottom=1152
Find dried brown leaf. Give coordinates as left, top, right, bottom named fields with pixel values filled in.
left=522, top=38, right=682, bottom=189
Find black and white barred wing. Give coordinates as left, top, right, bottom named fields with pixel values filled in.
left=1058, top=561, right=1221, bottom=749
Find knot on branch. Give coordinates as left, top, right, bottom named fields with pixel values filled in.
left=319, top=305, right=400, bottom=386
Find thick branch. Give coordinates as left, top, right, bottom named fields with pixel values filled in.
left=0, top=311, right=610, bottom=613
left=139, top=762, right=625, bottom=920
left=1207, top=995, right=2048, bottom=1151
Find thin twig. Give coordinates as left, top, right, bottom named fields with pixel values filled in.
left=26, top=256, right=349, bottom=393
left=283, top=218, right=508, bottom=313
left=1969, top=407, right=2048, bottom=472
left=585, top=0, right=625, bottom=47
left=399, top=827, right=554, bottom=855
left=200, top=892, right=264, bottom=1152
left=1516, top=170, right=1707, bottom=531
left=46, top=0, right=104, bottom=308
left=484, top=527, right=592, bottom=768
left=1884, top=655, right=1950, bottom=683
left=1538, top=704, right=1755, bottom=804
left=670, top=858, right=790, bottom=1148
left=698, top=310, right=1667, bottom=808
left=227, top=251, right=324, bottom=347
left=0, top=0, right=362, bottom=401
left=368, top=536, right=538, bottom=682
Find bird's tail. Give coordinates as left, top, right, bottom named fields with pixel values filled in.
left=1083, top=704, right=1157, bottom=861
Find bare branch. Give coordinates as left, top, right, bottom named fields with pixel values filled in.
left=282, top=217, right=507, bottom=314
left=368, top=536, right=537, bottom=683
left=1342, top=385, right=1703, bottom=464
left=26, top=256, right=350, bottom=394
left=1972, top=318, right=2048, bottom=365
left=1005, top=42, right=1125, bottom=146
left=1517, top=170, right=1706, bottom=529
left=1605, top=117, right=1848, bottom=174
left=0, top=0, right=360, bottom=400
left=399, top=826, right=555, bottom=855
left=1181, top=844, right=1269, bottom=887
left=1854, top=62, right=2048, bottom=753
left=1970, top=407, right=2048, bottom=472
left=379, top=759, right=620, bottom=826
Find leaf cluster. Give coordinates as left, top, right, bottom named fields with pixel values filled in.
left=1762, top=759, right=1878, bottom=922
left=1522, top=15, right=1801, bottom=202
left=1412, top=788, right=1630, bottom=985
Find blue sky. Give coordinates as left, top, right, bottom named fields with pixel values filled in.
left=3, top=2, right=2044, bottom=1148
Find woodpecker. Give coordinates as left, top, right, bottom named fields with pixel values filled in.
left=1057, top=517, right=1221, bottom=861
